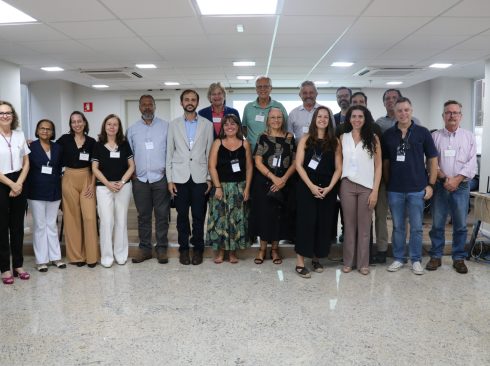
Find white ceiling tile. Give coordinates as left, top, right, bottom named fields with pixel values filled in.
left=397, top=35, right=469, bottom=49
left=347, top=17, right=432, bottom=36
left=0, top=23, right=68, bottom=42
left=124, top=18, right=204, bottom=37
left=78, top=38, right=161, bottom=58
left=200, top=17, right=275, bottom=34
left=282, top=0, right=372, bottom=16
left=278, top=16, right=355, bottom=35
left=19, top=40, right=94, bottom=55
left=444, top=0, right=490, bottom=16
left=49, top=20, right=135, bottom=39
left=364, top=0, right=460, bottom=16
left=99, top=0, right=195, bottom=18
left=417, top=17, right=490, bottom=35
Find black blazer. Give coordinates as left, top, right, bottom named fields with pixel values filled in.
left=26, top=140, right=62, bottom=201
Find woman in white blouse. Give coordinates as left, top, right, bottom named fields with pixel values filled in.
left=339, top=105, right=381, bottom=275
left=0, top=101, right=30, bottom=285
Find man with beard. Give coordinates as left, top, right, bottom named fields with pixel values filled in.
left=333, top=86, right=352, bottom=125
left=167, top=89, right=214, bottom=265
left=287, top=80, right=322, bottom=138
left=127, top=95, right=171, bottom=264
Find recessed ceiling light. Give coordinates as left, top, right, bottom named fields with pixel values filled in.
left=236, top=24, right=244, bottom=33
left=135, top=64, right=157, bottom=69
left=41, top=66, right=64, bottom=72
left=164, top=82, right=180, bottom=86
left=314, top=81, right=329, bottom=85
left=237, top=75, right=255, bottom=80
left=233, top=61, right=256, bottom=67
left=331, top=62, right=354, bottom=67
left=429, top=63, right=452, bottom=69
left=92, top=84, right=109, bottom=88
left=197, top=0, right=277, bottom=15
left=386, top=81, right=403, bottom=85
left=0, top=1, right=36, bottom=23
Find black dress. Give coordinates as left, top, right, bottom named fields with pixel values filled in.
left=249, top=133, right=296, bottom=242
left=295, top=141, right=337, bottom=258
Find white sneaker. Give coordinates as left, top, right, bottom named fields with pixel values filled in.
left=412, top=261, right=424, bottom=275
left=387, top=260, right=404, bottom=272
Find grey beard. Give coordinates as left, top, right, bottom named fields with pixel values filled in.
left=142, top=113, right=154, bottom=120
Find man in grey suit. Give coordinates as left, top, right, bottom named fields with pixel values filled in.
left=167, top=89, right=214, bottom=265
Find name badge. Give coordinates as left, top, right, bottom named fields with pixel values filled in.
left=308, top=159, right=319, bottom=170
left=272, top=156, right=281, bottom=168
left=255, top=114, right=265, bottom=122
left=396, top=155, right=406, bottom=162
left=41, top=165, right=53, bottom=175
left=231, top=159, right=241, bottom=172
left=79, top=152, right=89, bottom=161
left=110, top=151, right=120, bottom=159
left=444, top=149, right=456, bottom=157
left=302, top=126, right=309, bottom=134
left=213, top=117, right=221, bottom=123
left=145, top=141, right=154, bottom=150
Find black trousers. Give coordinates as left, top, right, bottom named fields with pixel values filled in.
left=0, top=171, right=27, bottom=273
left=174, top=178, right=208, bottom=253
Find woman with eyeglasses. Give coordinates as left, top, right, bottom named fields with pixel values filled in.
left=249, top=107, right=296, bottom=265
left=57, top=111, right=99, bottom=267
left=0, top=101, right=30, bottom=285
left=206, top=114, right=253, bottom=263
left=27, top=119, right=66, bottom=272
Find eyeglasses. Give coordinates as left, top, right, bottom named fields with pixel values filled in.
left=0, top=112, right=13, bottom=117
left=444, top=111, right=461, bottom=116
left=38, top=127, right=53, bottom=132
left=256, top=85, right=271, bottom=89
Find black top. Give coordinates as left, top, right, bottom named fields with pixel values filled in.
left=302, top=142, right=335, bottom=187
left=56, top=133, right=96, bottom=169
left=26, top=140, right=62, bottom=201
left=91, top=141, right=133, bottom=186
left=254, top=133, right=296, bottom=178
left=216, top=140, right=246, bottom=182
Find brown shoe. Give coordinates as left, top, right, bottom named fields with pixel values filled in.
left=192, top=251, right=203, bottom=265
left=179, top=250, right=190, bottom=265
left=132, top=250, right=152, bottom=263
left=453, top=260, right=468, bottom=274
left=425, top=257, right=442, bottom=271
left=156, top=250, right=168, bottom=264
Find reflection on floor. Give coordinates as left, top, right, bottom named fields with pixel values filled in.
left=1, top=256, right=489, bottom=365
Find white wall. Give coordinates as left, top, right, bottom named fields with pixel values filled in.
left=0, top=60, right=21, bottom=123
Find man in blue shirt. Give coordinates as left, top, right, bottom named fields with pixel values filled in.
left=382, top=97, right=438, bottom=275
left=127, top=95, right=170, bottom=264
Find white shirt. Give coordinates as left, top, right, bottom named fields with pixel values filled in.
left=341, top=132, right=374, bottom=189
left=0, top=129, right=30, bottom=174
left=287, top=103, right=320, bottom=139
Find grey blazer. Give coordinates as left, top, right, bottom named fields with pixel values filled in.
left=166, top=115, right=214, bottom=184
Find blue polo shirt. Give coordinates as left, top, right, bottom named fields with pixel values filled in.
left=382, top=121, right=437, bottom=193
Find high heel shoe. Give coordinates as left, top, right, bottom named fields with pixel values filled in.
left=2, top=274, right=14, bottom=285
left=13, top=269, right=30, bottom=280
left=254, top=247, right=267, bottom=264
left=270, top=245, right=282, bottom=265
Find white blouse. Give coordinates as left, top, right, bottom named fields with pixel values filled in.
left=0, top=129, right=30, bottom=174
left=341, top=132, right=375, bottom=189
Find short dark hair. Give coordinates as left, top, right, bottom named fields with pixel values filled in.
left=395, top=96, right=412, bottom=106
left=139, top=95, right=155, bottom=105
left=69, top=111, right=89, bottom=135
left=98, top=114, right=125, bottom=145
left=35, top=119, right=56, bottom=140
left=444, top=100, right=462, bottom=109
left=0, top=100, right=19, bottom=130
left=218, top=114, right=243, bottom=140
left=336, top=86, right=352, bottom=96
left=351, top=91, right=367, bottom=104
left=382, top=88, right=402, bottom=102
left=180, top=89, right=200, bottom=103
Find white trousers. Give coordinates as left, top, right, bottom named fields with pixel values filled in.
left=29, top=199, right=62, bottom=264
left=96, top=183, right=131, bottom=267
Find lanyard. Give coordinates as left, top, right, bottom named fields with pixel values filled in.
left=1, top=133, right=13, bottom=171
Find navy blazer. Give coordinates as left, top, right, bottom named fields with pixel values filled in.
left=27, top=140, right=62, bottom=201
left=198, top=105, right=241, bottom=139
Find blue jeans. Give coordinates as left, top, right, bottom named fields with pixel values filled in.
left=388, top=190, right=425, bottom=263
left=429, top=181, right=469, bottom=260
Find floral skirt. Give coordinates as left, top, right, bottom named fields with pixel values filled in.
left=206, top=181, right=251, bottom=250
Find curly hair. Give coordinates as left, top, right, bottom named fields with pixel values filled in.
left=305, top=106, right=338, bottom=153
left=343, top=105, right=377, bottom=157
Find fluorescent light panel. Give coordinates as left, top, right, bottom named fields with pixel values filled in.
left=236, top=24, right=244, bottom=33
left=386, top=81, right=403, bottom=85
left=236, top=75, right=255, bottom=80
left=0, top=1, right=36, bottom=23
left=429, top=63, right=452, bottom=69
left=164, top=82, right=180, bottom=86
left=41, top=66, right=64, bottom=72
left=197, top=0, right=278, bottom=15
left=331, top=62, right=354, bottom=67
left=233, top=61, right=256, bottom=67
left=135, top=64, right=157, bottom=69
left=92, top=84, right=109, bottom=88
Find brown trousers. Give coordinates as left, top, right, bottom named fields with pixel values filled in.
left=62, top=168, right=99, bottom=264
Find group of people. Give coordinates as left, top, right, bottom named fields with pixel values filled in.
left=0, top=77, right=477, bottom=284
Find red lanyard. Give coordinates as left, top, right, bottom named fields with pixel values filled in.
left=1, top=133, right=13, bottom=171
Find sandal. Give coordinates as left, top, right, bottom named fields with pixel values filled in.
left=359, top=267, right=370, bottom=275
left=254, top=248, right=267, bottom=264
left=342, top=266, right=352, bottom=273
left=295, top=266, right=311, bottom=278
left=51, top=260, right=66, bottom=269
left=312, top=260, right=324, bottom=273
left=229, top=251, right=239, bottom=264
left=270, top=245, right=282, bottom=265
left=37, top=264, right=48, bottom=272
left=214, top=249, right=225, bottom=264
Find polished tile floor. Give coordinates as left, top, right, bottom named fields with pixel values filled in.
left=1, top=255, right=489, bottom=365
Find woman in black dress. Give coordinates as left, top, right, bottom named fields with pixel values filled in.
left=294, top=106, right=342, bottom=278
left=250, top=107, right=296, bottom=265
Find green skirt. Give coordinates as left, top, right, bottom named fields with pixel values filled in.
left=206, top=181, right=251, bottom=250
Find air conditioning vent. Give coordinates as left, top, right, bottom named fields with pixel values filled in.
left=80, top=68, right=139, bottom=80
left=353, top=66, right=424, bottom=77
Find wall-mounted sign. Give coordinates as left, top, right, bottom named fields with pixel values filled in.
left=83, top=102, right=93, bottom=112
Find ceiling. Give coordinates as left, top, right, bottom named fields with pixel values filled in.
left=1, top=0, right=490, bottom=90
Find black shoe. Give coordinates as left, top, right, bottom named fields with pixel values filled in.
left=179, top=250, right=190, bottom=265
left=192, top=251, right=203, bottom=265
left=74, top=262, right=86, bottom=267
left=87, top=263, right=97, bottom=268
left=375, top=251, right=387, bottom=264
left=156, top=251, right=169, bottom=264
